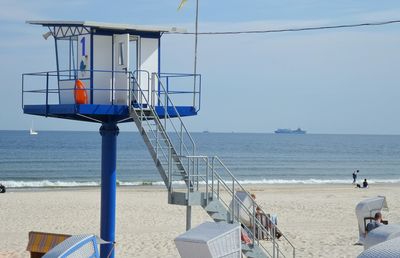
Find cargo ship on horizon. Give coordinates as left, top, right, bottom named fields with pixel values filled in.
left=274, top=128, right=306, bottom=134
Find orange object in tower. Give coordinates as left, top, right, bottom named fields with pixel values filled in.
left=74, top=79, right=88, bottom=104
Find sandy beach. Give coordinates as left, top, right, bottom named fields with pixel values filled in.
left=1, top=183, right=399, bottom=258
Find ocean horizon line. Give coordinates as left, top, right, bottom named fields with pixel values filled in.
left=1, top=129, right=400, bottom=136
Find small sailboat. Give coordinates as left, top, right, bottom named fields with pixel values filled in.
left=30, top=121, right=38, bottom=135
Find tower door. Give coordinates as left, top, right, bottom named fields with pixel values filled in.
left=113, top=34, right=130, bottom=105
left=129, top=36, right=139, bottom=75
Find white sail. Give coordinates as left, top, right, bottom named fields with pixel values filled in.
left=30, top=121, right=38, bottom=135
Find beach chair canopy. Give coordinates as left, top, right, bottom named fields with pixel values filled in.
left=42, top=234, right=106, bottom=258
left=364, top=224, right=400, bottom=250
left=230, top=191, right=253, bottom=227
left=355, top=196, right=388, bottom=244
left=358, top=236, right=400, bottom=258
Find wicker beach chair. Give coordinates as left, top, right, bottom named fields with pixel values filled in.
left=26, top=231, right=71, bottom=258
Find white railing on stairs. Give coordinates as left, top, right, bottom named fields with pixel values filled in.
left=177, top=155, right=296, bottom=258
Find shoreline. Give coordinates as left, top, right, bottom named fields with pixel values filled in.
left=2, top=182, right=399, bottom=192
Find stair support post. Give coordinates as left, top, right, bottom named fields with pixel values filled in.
left=232, top=180, right=235, bottom=223
left=186, top=206, right=192, bottom=230
left=205, top=157, right=209, bottom=206
left=100, top=123, right=119, bottom=258
left=186, top=156, right=192, bottom=230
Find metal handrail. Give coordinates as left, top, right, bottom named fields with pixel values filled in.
left=130, top=74, right=195, bottom=190
left=132, top=70, right=151, bottom=106
left=22, top=69, right=135, bottom=108
left=153, top=80, right=193, bottom=159
left=22, top=69, right=200, bottom=111
left=158, top=72, right=201, bottom=112
left=179, top=155, right=296, bottom=258
left=153, top=73, right=196, bottom=156
left=130, top=84, right=173, bottom=187
left=211, top=156, right=295, bottom=257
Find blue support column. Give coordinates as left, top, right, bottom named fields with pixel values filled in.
left=100, top=123, right=119, bottom=258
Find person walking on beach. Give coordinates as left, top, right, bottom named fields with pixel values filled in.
left=352, top=170, right=359, bottom=184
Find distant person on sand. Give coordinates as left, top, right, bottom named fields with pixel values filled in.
left=0, top=183, right=5, bottom=193
left=352, top=170, right=359, bottom=184
left=357, top=179, right=368, bottom=188
left=366, top=212, right=384, bottom=232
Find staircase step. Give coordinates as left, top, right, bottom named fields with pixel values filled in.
left=160, top=162, right=184, bottom=167
left=204, top=200, right=224, bottom=213
left=143, top=126, right=157, bottom=131
left=210, top=212, right=228, bottom=222
left=142, top=125, right=157, bottom=129
left=241, top=244, right=270, bottom=258
left=172, top=173, right=187, bottom=177
left=151, top=147, right=173, bottom=151
left=169, top=191, right=204, bottom=206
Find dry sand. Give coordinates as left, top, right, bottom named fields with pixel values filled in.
left=1, top=183, right=399, bottom=258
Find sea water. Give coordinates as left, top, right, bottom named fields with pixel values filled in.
left=1, top=130, right=400, bottom=188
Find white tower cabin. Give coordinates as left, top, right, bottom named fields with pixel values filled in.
left=23, top=21, right=200, bottom=122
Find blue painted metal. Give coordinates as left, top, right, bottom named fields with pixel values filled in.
left=71, top=39, right=76, bottom=76
left=90, top=31, right=94, bottom=104
left=69, top=38, right=71, bottom=78
left=158, top=37, right=161, bottom=107
left=54, top=37, right=61, bottom=105
left=45, top=72, right=49, bottom=117
left=154, top=106, right=196, bottom=118
left=111, top=36, right=114, bottom=106
left=100, top=123, right=119, bottom=258
left=23, top=104, right=197, bottom=122
left=21, top=74, right=24, bottom=110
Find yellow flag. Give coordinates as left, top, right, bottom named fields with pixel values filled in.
left=178, top=0, right=187, bottom=10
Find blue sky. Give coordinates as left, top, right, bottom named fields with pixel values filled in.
left=1, top=0, right=400, bottom=134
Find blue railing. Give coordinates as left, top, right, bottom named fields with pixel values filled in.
left=159, top=73, right=202, bottom=112
left=22, top=69, right=201, bottom=115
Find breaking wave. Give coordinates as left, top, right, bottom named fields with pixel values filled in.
left=3, top=178, right=400, bottom=188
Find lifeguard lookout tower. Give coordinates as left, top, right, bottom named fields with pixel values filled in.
left=22, top=21, right=295, bottom=258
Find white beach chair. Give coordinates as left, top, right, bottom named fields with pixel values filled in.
left=175, top=222, right=241, bottom=258
left=358, top=236, right=400, bottom=258
left=355, top=196, right=388, bottom=245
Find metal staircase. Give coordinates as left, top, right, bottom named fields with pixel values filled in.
left=129, top=72, right=295, bottom=258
